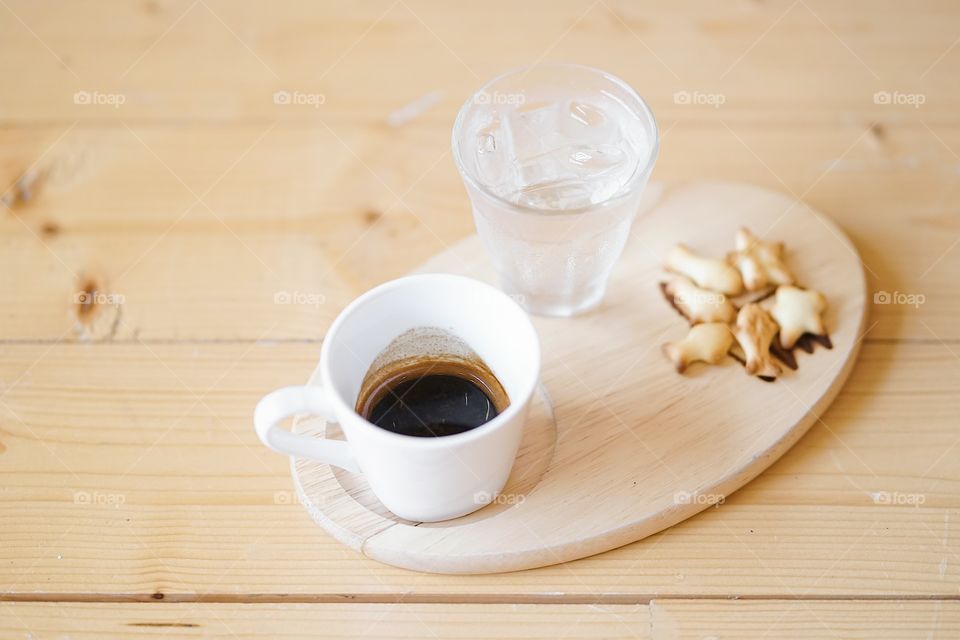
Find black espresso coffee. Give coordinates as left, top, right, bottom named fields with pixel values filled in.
left=356, top=357, right=509, bottom=437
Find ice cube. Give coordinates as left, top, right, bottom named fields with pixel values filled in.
left=472, top=95, right=650, bottom=210
left=473, top=116, right=519, bottom=193
left=568, top=144, right=627, bottom=175
left=503, top=102, right=566, bottom=162
left=502, top=103, right=578, bottom=196
left=563, top=101, right=615, bottom=137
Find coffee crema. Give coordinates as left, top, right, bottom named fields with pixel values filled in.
left=355, top=328, right=510, bottom=438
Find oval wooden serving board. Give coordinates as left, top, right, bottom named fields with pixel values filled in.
left=291, top=181, right=868, bottom=574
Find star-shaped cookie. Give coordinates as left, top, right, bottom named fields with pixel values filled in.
left=727, top=227, right=794, bottom=292
left=769, top=285, right=828, bottom=349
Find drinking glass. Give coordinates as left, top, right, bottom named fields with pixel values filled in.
left=452, top=64, right=659, bottom=316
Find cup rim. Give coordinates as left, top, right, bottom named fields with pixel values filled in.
left=451, top=63, right=660, bottom=216
left=319, top=273, right=541, bottom=448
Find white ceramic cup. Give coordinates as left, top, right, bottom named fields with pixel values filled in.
left=253, top=273, right=541, bottom=522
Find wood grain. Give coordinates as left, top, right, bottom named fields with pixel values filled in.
left=2, top=601, right=958, bottom=638
left=651, top=600, right=960, bottom=639
left=2, top=123, right=957, bottom=341
left=0, top=602, right=651, bottom=638
left=650, top=600, right=960, bottom=640
left=1, top=1, right=959, bottom=123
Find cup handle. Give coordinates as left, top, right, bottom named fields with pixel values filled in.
left=254, top=385, right=360, bottom=473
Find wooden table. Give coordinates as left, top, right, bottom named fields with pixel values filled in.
left=1, top=1, right=958, bottom=637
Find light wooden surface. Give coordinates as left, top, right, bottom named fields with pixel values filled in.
left=4, top=601, right=960, bottom=639
left=293, top=181, right=868, bottom=573
left=1, top=0, right=958, bottom=637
